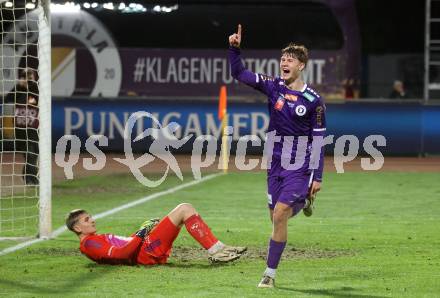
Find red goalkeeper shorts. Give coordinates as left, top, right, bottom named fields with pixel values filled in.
left=136, top=216, right=180, bottom=265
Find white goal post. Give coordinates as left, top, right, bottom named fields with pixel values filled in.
left=38, top=0, right=52, bottom=239
left=0, top=0, right=51, bottom=239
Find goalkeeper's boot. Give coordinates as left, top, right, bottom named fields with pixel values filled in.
left=208, top=248, right=242, bottom=264
left=303, top=194, right=316, bottom=217
left=257, top=275, right=275, bottom=288
left=222, top=245, right=247, bottom=254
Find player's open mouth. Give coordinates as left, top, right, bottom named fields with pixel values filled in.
left=282, top=69, right=290, bottom=75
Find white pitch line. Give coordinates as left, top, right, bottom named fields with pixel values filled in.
left=0, top=173, right=223, bottom=256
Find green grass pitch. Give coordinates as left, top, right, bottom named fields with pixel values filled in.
left=0, top=171, right=439, bottom=297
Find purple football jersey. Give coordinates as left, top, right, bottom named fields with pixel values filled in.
left=229, top=46, right=326, bottom=182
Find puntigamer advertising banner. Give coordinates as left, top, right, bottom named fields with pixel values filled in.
left=52, top=100, right=440, bottom=155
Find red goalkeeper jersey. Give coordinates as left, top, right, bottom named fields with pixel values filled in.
left=79, top=217, right=181, bottom=266
left=79, top=233, right=142, bottom=265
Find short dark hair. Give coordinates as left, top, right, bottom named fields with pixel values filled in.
left=66, top=209, right=87, bottom=234
left=281, top=43, right=309, bottom=67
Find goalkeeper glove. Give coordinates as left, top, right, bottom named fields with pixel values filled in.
left=135, top=227, right=148, bottom=239
left=139, top=218, right=160, bottom=235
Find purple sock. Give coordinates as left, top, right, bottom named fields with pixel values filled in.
left=266, top=238, right=286, bottom=269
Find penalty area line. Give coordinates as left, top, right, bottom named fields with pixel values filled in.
left=0, top=173, right=223, bottom=257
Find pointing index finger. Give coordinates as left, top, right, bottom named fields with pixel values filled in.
left=237, top=24, right=242, bottom=37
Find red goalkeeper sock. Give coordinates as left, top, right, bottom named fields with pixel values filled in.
left=184, top=214, right=218, bottom=250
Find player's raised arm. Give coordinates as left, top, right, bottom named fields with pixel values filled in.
left=228, top=24, right=276, bottom=96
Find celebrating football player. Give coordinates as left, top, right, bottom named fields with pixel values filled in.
left=228, top=24, right=327, bottom=288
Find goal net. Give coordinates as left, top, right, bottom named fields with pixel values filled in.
left=0, top=0, right=51, bottom=240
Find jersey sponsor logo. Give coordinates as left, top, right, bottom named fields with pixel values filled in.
left=15, top=105, right=39, bottom=128
left=84, top=239, right=103, bottom=249
left=274, top=97, right=285, bottom=111
left=295, top=105, right=307, bottom=116
left=284, top=94, right=298, bottom=102
left=316, top=106, right=324, bottom=126
left=303, top=92, right=316, bottom=102
left=144, top=239, right=162, bottom=253
left=260, top=74, right=274, bottom=81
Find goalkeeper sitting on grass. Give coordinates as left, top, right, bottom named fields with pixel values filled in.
left=66, top=203, right=246, bottom=265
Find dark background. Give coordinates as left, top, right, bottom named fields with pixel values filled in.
left=5, top=0, right=427, bottom=54
left=45, top=0, right=426, bottom=55
left=355, top=0, right=425, bottom=54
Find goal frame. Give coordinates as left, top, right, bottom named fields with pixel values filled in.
left=38, top=0, right=52, bottom=239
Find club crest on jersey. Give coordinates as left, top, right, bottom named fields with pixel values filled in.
left=275, top=97, right=285, bottom=111
left=295, top=105, right=307, bottom=116
left=284, top=94, right=298, bottom=102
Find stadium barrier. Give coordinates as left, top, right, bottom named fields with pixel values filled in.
left=43, top=99, right=439, bottom=156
